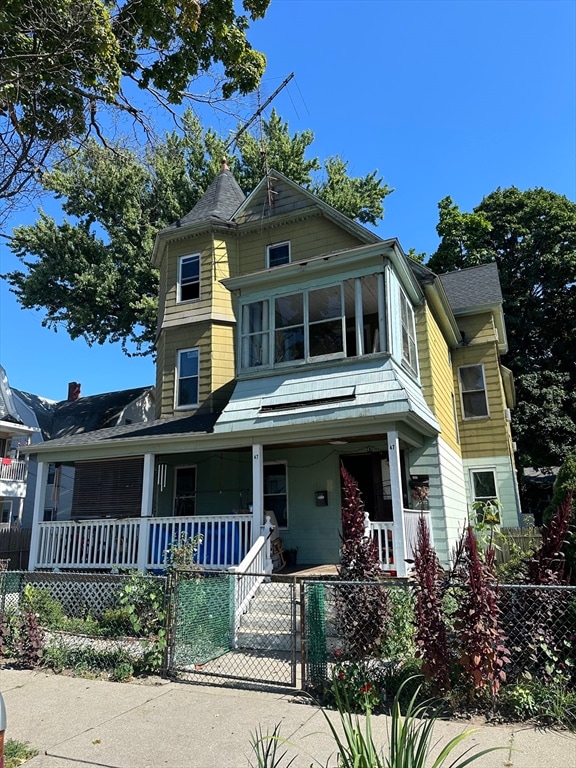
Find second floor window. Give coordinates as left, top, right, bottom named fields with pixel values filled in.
left=267, top=241, right=291, bottom=268
left=459, top=364, right=489, bottom=418
left=178, top=254, right=200, bottom=302
left=177, top=348, right=199, bottom=408
left=400, top=288, right=418, bottom=374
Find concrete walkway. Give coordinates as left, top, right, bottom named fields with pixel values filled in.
left=2, top=669, right=575, bottom=768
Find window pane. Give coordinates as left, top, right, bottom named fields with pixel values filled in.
left=179, top=350, right=198, bottom=377
left=309, top=319, right=343, bottom=357
left=309, top=286, right=341, bottom=322
left=460, top=365, right=484, bottom=391
left=275, top=294, right=303, bottom=328
left=242, top=301, right=269, bottom=333
left=275, top=328, right=304, bottom=362
left=242, top=333, right=268, bottom=367
left=463, top=392, right=489, bottom=418
left=268, top=243, right=290, bottom=267
left=178, top=378, right=198, bottom=406
left=473, top=471, right=497, bottom=499
left=181, top=256, right=199, bottom=281
left=264, top=464, right=287, bottom=527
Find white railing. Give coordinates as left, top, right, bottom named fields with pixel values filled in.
left=369, top=521, right=395, bottom=571
left=35, top=514, right=253, bottom=571
left=231, top=518, right=273, bottom=643
left=0, top=459, right=26, bottom=483
left=36, top=519, right=141, bottom=570
left=404, top=509, right=432, bottom=561
left=147, top=514, right=252, bottom=571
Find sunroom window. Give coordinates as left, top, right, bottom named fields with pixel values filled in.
left=239, top=273, right=386, bottom=372
left=400, top=288, right=418, bottom=374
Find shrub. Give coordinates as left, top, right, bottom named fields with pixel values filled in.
left=20, top=584, right=64, bottom=628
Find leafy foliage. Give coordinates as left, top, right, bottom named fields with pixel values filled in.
left=427, top=187, right=576, bottom=470
left=412, top=515, right=450, bottom=692
left=0, top=0, right=270, bottom=212
left=337, top=464, right=389, bottom=660
left=4, top=110, right=391, bottom=354
left=119, top=571, right=167, bottom=672
left=543, top=449, right=576, bottom=580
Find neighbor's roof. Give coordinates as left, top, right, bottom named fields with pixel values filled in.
left=439, top=262, right=503, bottom=311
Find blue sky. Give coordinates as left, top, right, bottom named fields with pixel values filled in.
left=0, top=0, right=574, bottom=401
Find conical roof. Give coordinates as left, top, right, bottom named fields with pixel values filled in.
left=173, top=160, right=245, bottom=228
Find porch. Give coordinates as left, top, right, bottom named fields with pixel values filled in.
left=29, top=509, right=428, bottom=574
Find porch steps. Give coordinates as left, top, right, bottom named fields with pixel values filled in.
left=235, top=580, right=340, bottom=653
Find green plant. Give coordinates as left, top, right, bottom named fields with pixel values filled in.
left=110, top=661, right=135, bottom=682
left=5, top=738, right=38, bottom=768
left=119, top=572, right=167, bottom=673
left=165, top=532, right=204, bottom=572
left=320, top=678, right=504, bottom=768
left=380, top=588, right=416, bottom=661
left=20, top=584, right=64, bottom=628
left=100, top=606, right=134, bottom=636
left=499, top=675, right=576, bottom=730
left=249, top=723, right=296, bottom=768
left=330, top=660, right=386, bottom=713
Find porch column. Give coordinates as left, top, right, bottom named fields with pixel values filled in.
left=137, top=453, right=155, bottom=572
left=28, top=460, right=49, bottom=571
left=251, top=444, right=263, bottom=545
left=387, top=431, right=407, bottom=578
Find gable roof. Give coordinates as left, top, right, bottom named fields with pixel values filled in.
left=439, top=262, right=503, bottom=311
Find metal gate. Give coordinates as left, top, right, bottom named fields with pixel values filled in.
left=167, top=571, right=299, bottom=688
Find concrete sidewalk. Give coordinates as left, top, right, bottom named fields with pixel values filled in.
left=2, top=669, right=575, bottom=768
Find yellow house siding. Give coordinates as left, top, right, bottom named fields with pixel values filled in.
left=453, top=341, right=510, bottom=459
left=238, top=216, right=363, bottom=275
left=457, top=313, right=498, bottom=345
left=417, top=305, right=460, bottom=454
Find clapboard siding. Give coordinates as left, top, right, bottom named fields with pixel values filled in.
left=463, top=455, right=521, bottom=527
left=237, top=216, right=362, bottom=275
left=236, top=177, right=317, bottom=223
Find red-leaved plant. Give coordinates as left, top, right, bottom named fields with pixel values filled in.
left=412, top=514, right=451, bottom=692
left=452, top=526, right=509, bottom=699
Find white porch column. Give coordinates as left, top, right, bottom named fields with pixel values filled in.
left=28, top=460, right=49, bottom=571
left=251, top=444, right=264, bottom=545
left=137, top=453, right=155, bottom=572
left=387, top=431, right=407, bottom=578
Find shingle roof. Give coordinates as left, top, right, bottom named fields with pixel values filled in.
left=168, top=167, right=245, bottom=229
left=33, top=411, right=218, bottom=450
left=439, top=262, right=502, bottom=311
left=0, top=365, right=25, bottom=424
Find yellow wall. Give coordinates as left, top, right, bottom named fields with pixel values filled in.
left=417, top=304, right=460, bottom=454
left=451, top=311, right=511, bottom=459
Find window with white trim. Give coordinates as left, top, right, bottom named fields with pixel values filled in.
left=240, top=274, right=388, bottom=371
left=459, top=364, right=489, bottom=418
left=399, top=288, right=418, bottom=374
left=470, top=469, right=500, bottom=523
left=267, top=241, right=290, bottom=268
left=176, top=348, right=199, bottom=408
left=178, top=254, right=200, bottom=302
left=264, top=462, right=288, bottom=527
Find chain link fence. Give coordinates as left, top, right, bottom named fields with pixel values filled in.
left=302, top=580, right=576, bottom=695
left=168, top=572, right=298, bottom=688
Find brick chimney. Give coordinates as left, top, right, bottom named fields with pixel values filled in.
left=67, top=382, right=81, bottom=402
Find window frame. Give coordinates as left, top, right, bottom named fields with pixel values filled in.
left=266, top=241, right=291, bottom=268
left=458, top=363, right=490, bottom=420
left=470, top=468, right=500, bottom=522
left=177, top=253, right=201, bottom=303
left=263, top=461, right=289, bottom=529
left=399, top=287, right=418, bottom=375
left=176, top=348, right=200, bottom=410
left=174, top=465, right=197, bottom=516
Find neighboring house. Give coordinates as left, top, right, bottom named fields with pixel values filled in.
left=24, top=164, right=521, bottom=575
left=0, top=368, right=154, bottom=527
left=0, top=366, right=38, bottom=526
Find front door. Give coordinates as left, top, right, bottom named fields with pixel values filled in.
left=174, top=466, right=197, bottom=516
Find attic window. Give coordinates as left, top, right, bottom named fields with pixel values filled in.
left=267, top=241, right=290, bottom=268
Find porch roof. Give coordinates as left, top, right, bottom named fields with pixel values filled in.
left=214, top=357, right=440, bottom=438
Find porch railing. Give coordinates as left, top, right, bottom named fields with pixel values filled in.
left=231, top=517, right=273, bottom=642
left=403, top=509, right=432, bottom=560
left=0, top=459, right=26, bottom=483
left=369, top=509, right=431, bottom=573
left=34, top=514, right=253, bottom=571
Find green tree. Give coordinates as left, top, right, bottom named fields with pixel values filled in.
left=0, top=0, right=269, bottom=216
left=427, top=187, right=576, bottom=470
left=3, top=110, right=391, bottom=354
